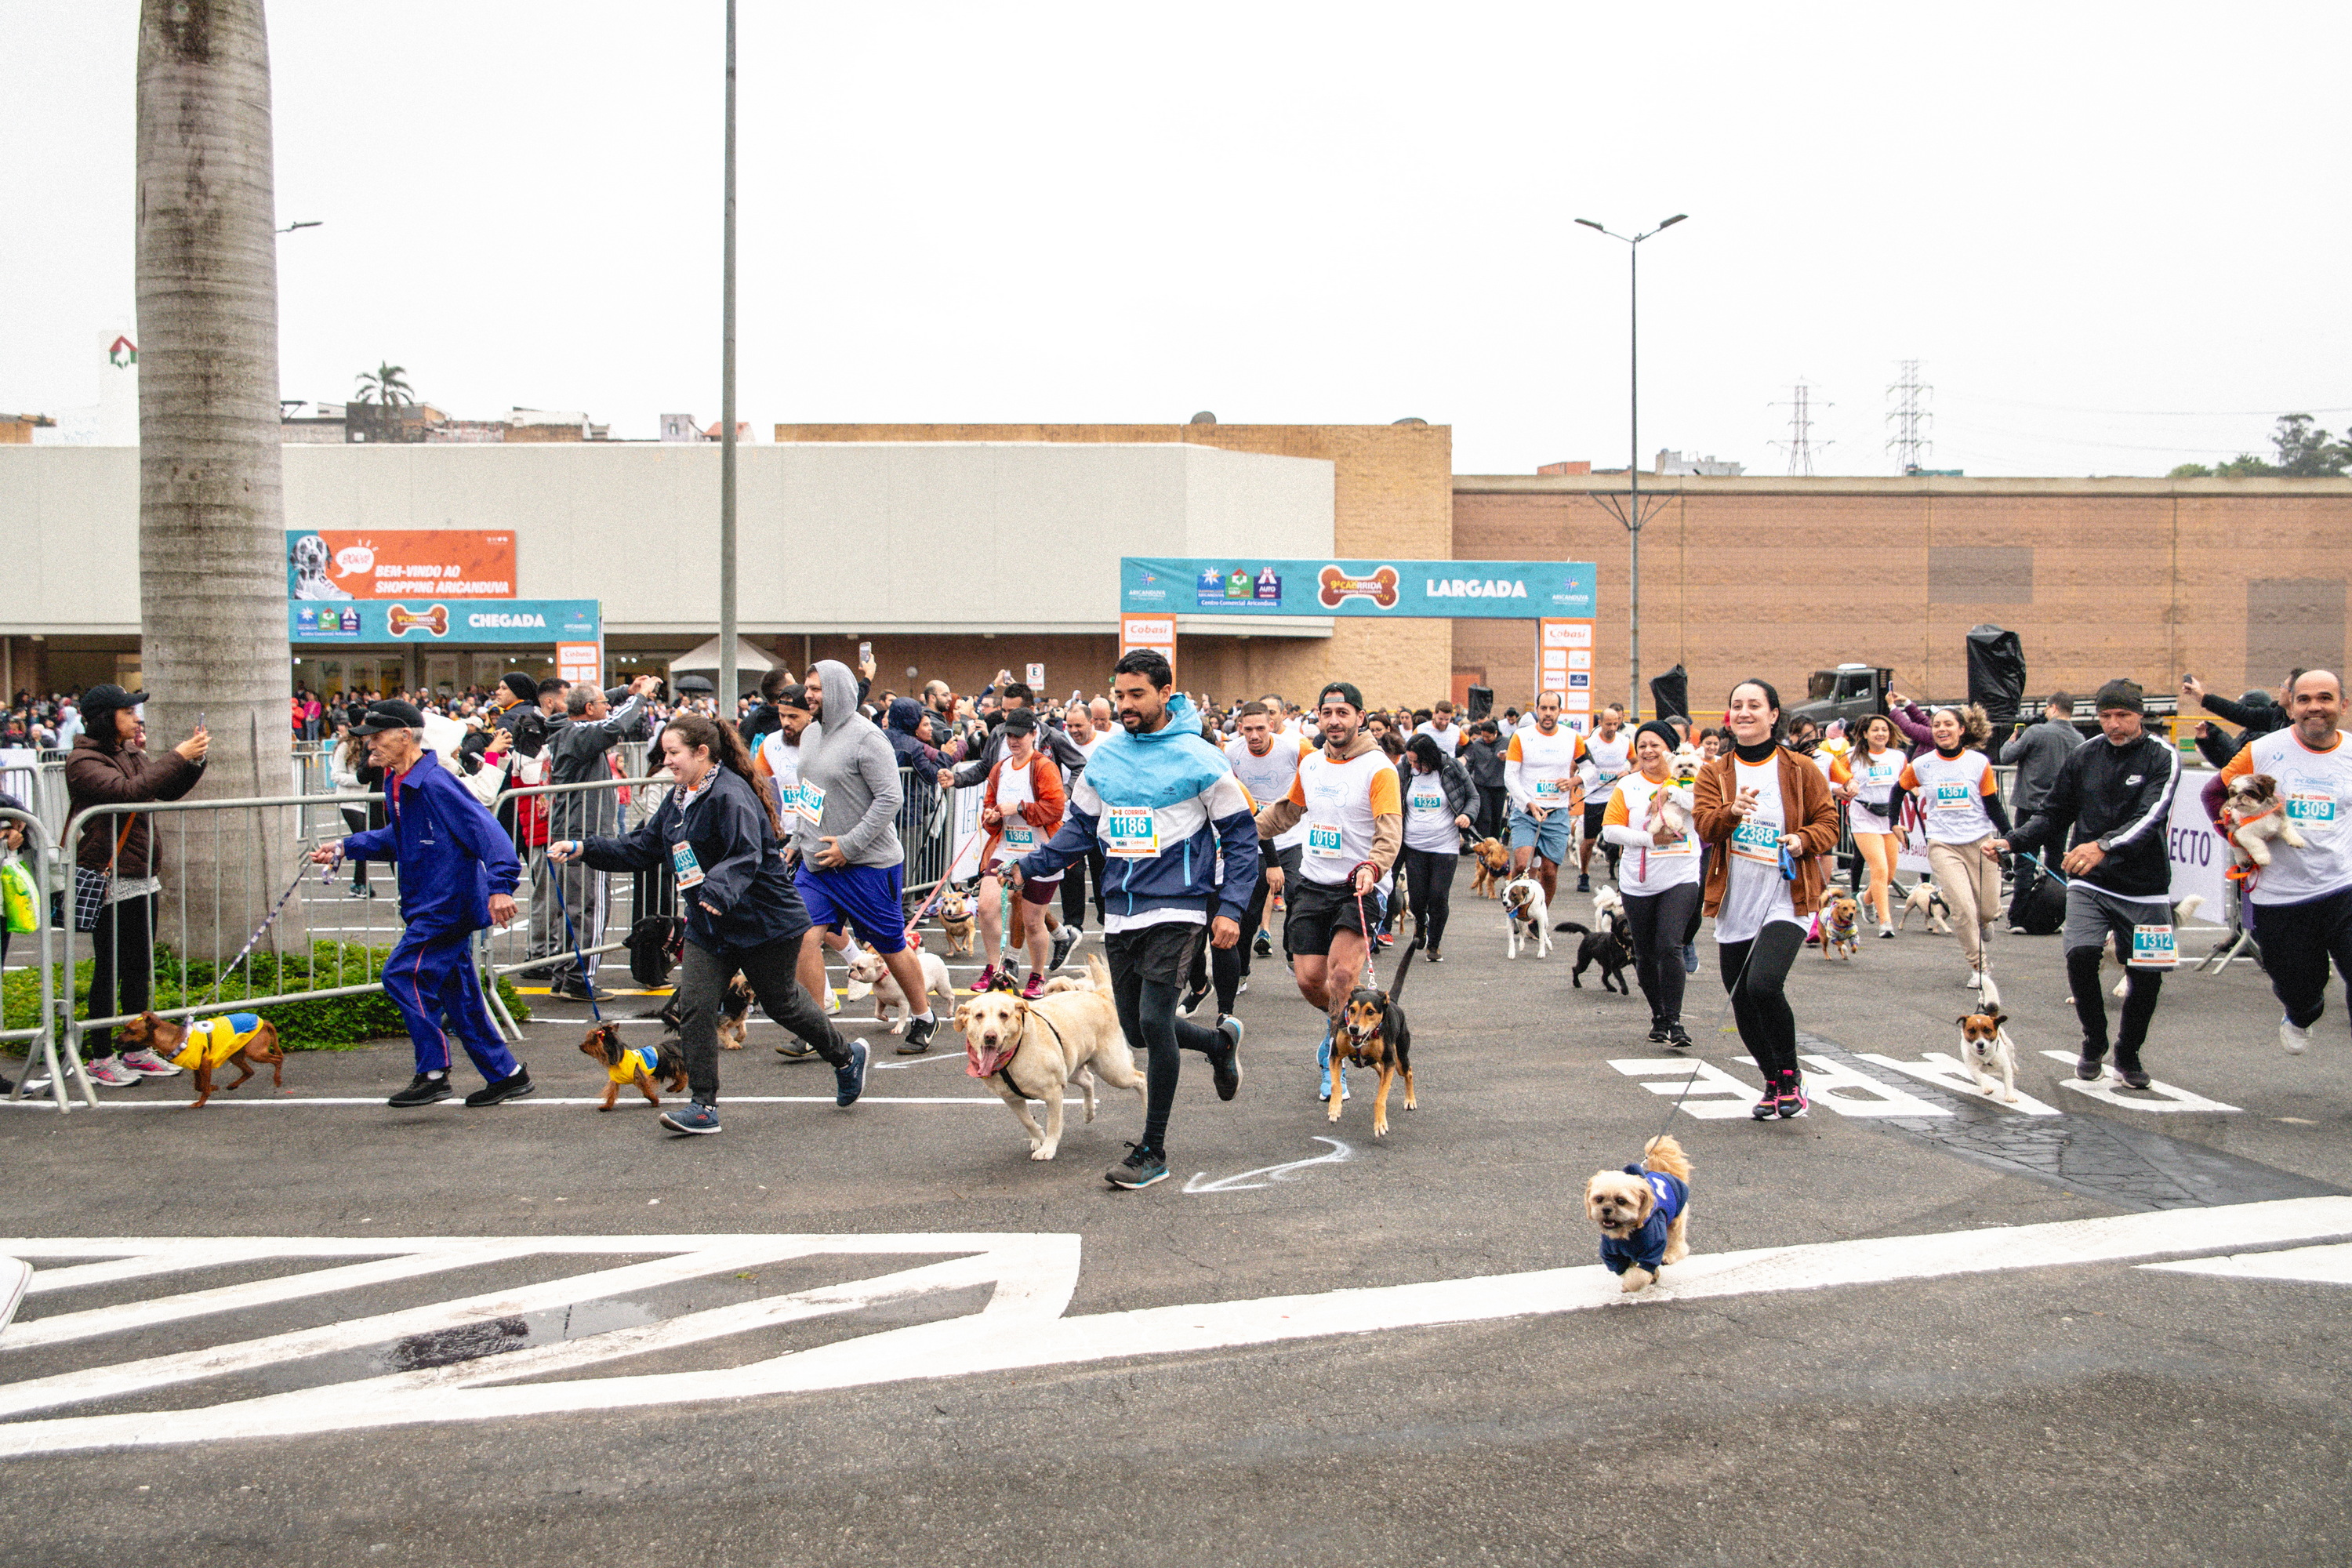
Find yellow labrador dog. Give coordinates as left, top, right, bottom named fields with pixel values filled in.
left=956, top=953, right=1145, bottom=1160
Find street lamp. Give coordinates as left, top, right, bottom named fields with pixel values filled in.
left=1573, top=213, right=1686, bottom=721
left=717, top=0, right=739, bottom=713
left=275, top=220, right=321, bottom=234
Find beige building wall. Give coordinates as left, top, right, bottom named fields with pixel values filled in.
left=1452, top=474, right=2352, bottom=717
left=777, top=422, right=1456, bottom=708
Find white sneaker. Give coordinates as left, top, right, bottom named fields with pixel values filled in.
left=2281, top=1018, right=2311, bottom=1055
left=85, top=1056, right=140, bottom=1088
left=119, top=1047, right=183, bottom=1078
left=1965, top=969, right=1984, bottom=990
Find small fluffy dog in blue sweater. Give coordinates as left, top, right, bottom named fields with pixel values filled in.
left=1585, top=1134, right=1693, bottom=1294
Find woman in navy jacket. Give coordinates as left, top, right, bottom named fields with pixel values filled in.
left=551, top=713, right=864, bottom=1135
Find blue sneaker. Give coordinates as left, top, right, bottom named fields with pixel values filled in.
left=1682, top=941, right=1698, bottom=975
left=1316, top=1030, right=1350, bottom=1102
left=659, top=1099, right=721, bottom=1135
left=833, top=1038, right=869, bottom=1107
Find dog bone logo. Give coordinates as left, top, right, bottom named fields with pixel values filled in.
left=1316, top=565, right=1400, bottom=610
left=387, top=603, right=449, bottom=637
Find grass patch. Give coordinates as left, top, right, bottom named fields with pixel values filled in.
left=2, top=940, right=531, bottom=1054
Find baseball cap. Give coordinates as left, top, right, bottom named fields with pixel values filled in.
left=1000, top=708, right=1039, bottom=735
left=1316, top=681, right=1365, bottom=713
left=79, top=683, right=147, bottom=721
left=352, top=699, right=426, bottom=735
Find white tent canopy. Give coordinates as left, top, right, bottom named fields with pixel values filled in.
left=668, top=637, right=777, bottom=675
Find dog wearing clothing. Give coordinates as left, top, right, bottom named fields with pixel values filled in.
left=579, top=1021, right=689, bottom=1110
left=1584, top=1134, right=1693, bottom=1294
left=117, top=1011, right=285, bottom=1109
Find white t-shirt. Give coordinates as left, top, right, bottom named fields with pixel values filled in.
left=1413, top=720, right=1466, bottom=754
left=1584, top=728, right=1633, bottom=797
left=1604, top=774, right=1700, bottom=895
left=986, top=753, right=1047, bottom=869
left=757, top=731, right=801, bottom=813
left=1284, top=749, right=1401, bottom=891
left=1402, top=764, right=1460, bottom=853
left=2233, top=728, right=2352, bottom=905
left=1848, top=745, right=1905, bottom=834
left=1900, top=750, right=1998, bottom=844
left=1226, top=734, right=1312, bottom=851
left=1506, top=724, right=1585, bottom=812
left=1715, top=757, right=1799, bottom=945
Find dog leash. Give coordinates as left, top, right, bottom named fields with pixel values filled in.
left=547, top=862, right=604, bottom=1023
left=1351, top=861, right=1381, bottom=987
left=190, top=860, right=318, bottom=1015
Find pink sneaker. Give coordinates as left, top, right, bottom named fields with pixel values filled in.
left=1021, top=971, right=1044, bottom=1000
left=120, top=1047, right=183, bottom=1078
left=85, top=1056, right=140, bottom=1088
left=974, top=963, right=998, bottom=993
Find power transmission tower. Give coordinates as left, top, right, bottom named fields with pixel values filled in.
left=1886, top=359, right=1933, bottom=474
left=1769, top=379, right=1831, bottom=476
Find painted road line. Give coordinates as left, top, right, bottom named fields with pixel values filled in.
left=1607, top=1058, right=1763, bottom=1118
left=1857, top=1051, right=2063, bottom=1116
left=1185, top=1137, right=1351, bottom=1193
left=2037, top=1051, right=2241, bottom=1113
left=0, top=1094, right=1081, bottom=1111
left=2141, top=1240, right=2352, bottom=1286
left=6, top=1200, right=2349, bottom=1457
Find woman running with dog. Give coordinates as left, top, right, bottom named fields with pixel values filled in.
left=549, top=713, right=866, bottom=1136
left=1398, top=733, right=1475, bottom=962
left=1693, top=680, right=1842, bottom=1119
left=1602, top=721, right=1700, bottom=1047
left=974, top=710, right=1065, bottom=1000
left=1891, top=704, right=2011, bottom=991
left=1846, top=713, right=1908, bottom=938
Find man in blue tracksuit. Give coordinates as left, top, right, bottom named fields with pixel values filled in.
left=1004, top=651, right=1258, bottom=1190
left=312, top=700, right=533, bottom=1109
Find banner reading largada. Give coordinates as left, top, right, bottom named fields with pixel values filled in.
left=1121, top=558, right=1596, bottom=619
left=286, top=530, right=517, bottom=600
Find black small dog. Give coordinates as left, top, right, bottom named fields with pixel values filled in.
left=1554, top=921, right=1635, bottom=994
left=655, top=971, right=755, bottom=1048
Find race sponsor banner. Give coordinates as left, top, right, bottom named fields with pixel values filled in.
left=1537, top=618, right=1596, bottom=732
left=1122, top=559, right=1596, bottom=621
left=555, top=641, right=602, bottom=686
left=1119, top=613, right=1176, bottom=672
left=290, top=598, right=600, bottom=644
left=286, top=530, right=517, bottom=600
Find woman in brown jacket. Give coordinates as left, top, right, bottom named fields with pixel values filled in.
left=64, top=684, right=208, bottom=1086
left=1693, top=678, right=1842, bottom=1120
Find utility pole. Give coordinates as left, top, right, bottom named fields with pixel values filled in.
left=1886, top=359, right=1933, bottom=474
left=1573, top=213, right=1687, bottom=723
left=717, top=0, right=739, bottom=717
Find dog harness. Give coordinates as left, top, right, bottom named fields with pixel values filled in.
left=607, top=1043, right=662, bottom=1083
left=1598, top=1169, right=1688, bottom=1276
left=968, top=1003, right=1066, bottom=1087
left=167, top=1013, right=267, bottom=1072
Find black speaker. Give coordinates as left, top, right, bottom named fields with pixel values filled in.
left=1465, top=684, right=1494, bottom=721
left=1965, top=625, right=2027, bottom=728
left=1650, top=663, right=1691, bottom=722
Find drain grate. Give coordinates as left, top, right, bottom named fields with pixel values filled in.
left=1796, top=1034, right=2341, bottom=1211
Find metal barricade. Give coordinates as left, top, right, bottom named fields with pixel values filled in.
left=0, top=757, right=72, bottom=858
left=1, top=807, right=85, bottom=1111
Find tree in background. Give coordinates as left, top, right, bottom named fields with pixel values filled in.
left=136, top=0, right=303, bottom=951
left=351, top=362, right=414, bottom=408
left=2172, top=413, right=2350, bottom=478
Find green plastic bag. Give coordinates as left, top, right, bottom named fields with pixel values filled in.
left=1, top=857, right=34, bottom=935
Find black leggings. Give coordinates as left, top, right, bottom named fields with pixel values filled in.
left=1112, top=965, right=1224, bottom=1154
left=87, top=891, right=158, bottom=1055
left=1717, top=920, right=1805, bottom=1080
left=1624, top=882, right=1700, bottom=1028
left=1186, top=895, right=1245, bottom=1018
left=1401, top=847, right=1458, bottom=952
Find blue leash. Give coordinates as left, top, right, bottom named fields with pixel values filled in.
left=546, top=858, right=603, bottom=1022
left=2013, top=848, right=2070, bottom=888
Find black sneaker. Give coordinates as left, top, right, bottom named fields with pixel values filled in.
left=464, top=1066, right=535, bottom=1107
left=1576, top=873, right=1592, bottom=893
left=1048, top=924, right=1080, bottom=972
left=1208, top=1016, right=1243, bottom=1101
left=2075, top=1047, right=2108, bottom=1082
left=1647, top=1023, right=1670, bottom=1044
left=2112, top=1050, right=2152, bottom=1090
left=1106, top=1142, right=1170, bottom=1189
left=1664, top=1024, right=1695, bottom=1050
left=388, top=1073, right=453, bottom=1109
left=897, top=1014, right=936, bottom=1056
left=554, top=977, right=596, bottom=1001
left=1179, top=982, right=1211, bottom=1017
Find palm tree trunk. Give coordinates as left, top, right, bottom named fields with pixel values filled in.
left=136, top=0, right=303, bottom=967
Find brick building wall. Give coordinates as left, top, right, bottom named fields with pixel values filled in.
left=774, top=422, right=1455, bottom=707
left=1452, top=475, right=2352, bottom=718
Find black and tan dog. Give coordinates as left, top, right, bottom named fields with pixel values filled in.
left=656, top=971, right=754, bottom=1050
left=117, top=1011, right=285, bottom=1109
left=579, top=1021, right=689, bottom=1111
left=1555, top=920, right=1635, bottom=993
left=1330, top=939, right=1418, bottom=1138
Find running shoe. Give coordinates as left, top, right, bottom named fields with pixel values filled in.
left=1105, top=1142, right=1169, bottom=1190
left=833, top=1038, right=869, bottom=1107
left=1425, top=949, right=1443, bottom=964
left=118, top=1048, right=182, bottom=1078
left=1048, top=924, right=1080, bottom=971
left=1316, top=1033, right=1350, bottom=1101
left=2281, top=1017, right=2311, bottom=1055
left=775, top=1038, right=817, bottom=1059
left=822, top=985, right=840, bottom=1015
left=1236, top=978, right=1250, bottom=995
left=1576, top=874, right=1592, bottom=893
left=85, top=1056, right=140, bottom=1089
left=1664, top=1024, right=1695, bottom=1050
left=1020, top=971, right=1044, bottom=1001
left=464, top=1066, right=535, bottom=1107
left=898, top=1014, right=937, bottom=1055
left=348, top=883, right=375, bottom=899
left=659, top=1099, right=721, bottom=1135
left=388, top=1073, right=453, bottom=1108
left=1179, top=982, right=1211, bottom=1017
left=1208, top=1015, right=1243, bottom=1101
left=1253, top=930, right=1273, bottom=959
left=1374, top=932, right=1393, bottom=950
left=974, top=963, right=1000, bottom=993
left=1878, top=927, right=1896, bottom=940
left=2074, top=1047, right=2107, bottom=1082
left=1681, top=942, right=1698, bottom=975
left=2112, top=1050, right=2152, bottom=1091
left=1647, top=1024, right=1670, bottom=1044
left=1776, top=1076, right=1810, bottom=1118
left=1749, top=1087, right=1779, bottom=1121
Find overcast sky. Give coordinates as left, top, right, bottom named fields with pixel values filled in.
left=6, top=1, right=2348, bottom=476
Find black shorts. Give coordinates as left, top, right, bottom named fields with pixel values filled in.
left=1105, top=921, right=1201, bottom=989
left=1284, top=877, right=1385, bottom=956
left=1582, top=800, right=1607, bottom=837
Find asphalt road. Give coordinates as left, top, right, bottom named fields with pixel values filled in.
left=3, top=878, right=2348, bottom=1566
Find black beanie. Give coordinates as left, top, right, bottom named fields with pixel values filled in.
left=1636, top=720, right=1681, bottom=753
left=2094, top=679, right=2145, bottom=716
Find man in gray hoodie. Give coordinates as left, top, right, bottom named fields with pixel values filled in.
left=795, top=659, right=941, bottom=1053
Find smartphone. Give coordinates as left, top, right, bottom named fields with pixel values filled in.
left=858, top=641, right=873, bottom=665
left=198, top=712, right=206, bottom=730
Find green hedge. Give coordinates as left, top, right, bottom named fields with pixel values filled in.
left=2, top=941, right=531, bottom=1054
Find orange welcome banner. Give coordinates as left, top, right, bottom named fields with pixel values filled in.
left=285, top=530, right=517, bottom=601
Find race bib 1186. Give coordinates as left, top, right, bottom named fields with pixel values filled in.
left=1103, top=807, right=1159, bottom=858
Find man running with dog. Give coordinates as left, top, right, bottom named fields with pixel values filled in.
left=1253, top=681, right=1402, bottom=1102
left=1989, top=680, right=2182, bottom=1089
left=1503, top=689, right=1586, bottom=907
left=2216, top=670, right=2352, bottom=1057
left=1004, top=651, right=1254, bottom=1190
